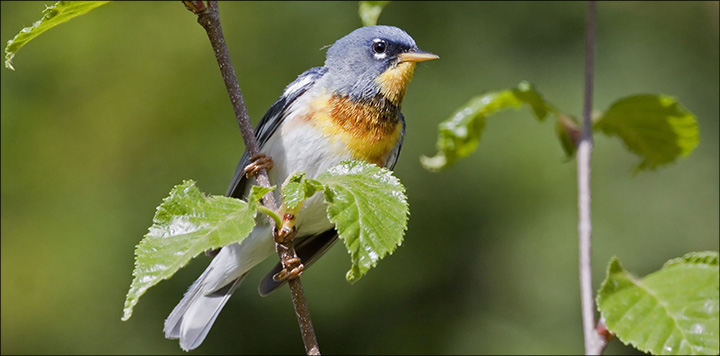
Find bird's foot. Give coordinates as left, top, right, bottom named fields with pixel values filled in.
left=242, top=153, right=274, bottom=178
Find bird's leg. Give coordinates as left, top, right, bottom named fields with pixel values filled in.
left=272, top=255, right=304, bottom=282
left=242, top=153, right=274, bottom=178
left=272, top=239, right=304, bottom=282
left=272, top=212, right=304, bottom=282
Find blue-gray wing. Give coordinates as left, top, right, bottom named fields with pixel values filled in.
left=225, top=66, right=328, bottom=199
left=384, top=113, right=405, bottom=170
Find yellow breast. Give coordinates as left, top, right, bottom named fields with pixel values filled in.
left=307, top=94, right=403, bottom=167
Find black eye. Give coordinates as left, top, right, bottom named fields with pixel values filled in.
left=372, top=40, right=386, bottom=54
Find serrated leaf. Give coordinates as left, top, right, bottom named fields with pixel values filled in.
left=513, top=81, right=551, bottom=121
left=595, top=94, right=699, bottom=172
left=358, top=1, right=389, bottom=27
left=248, top=184, right=275, bottom=206
left=316, top=161, right=408, bottom=283
left=122, top=180, right=256, bottom=321
left=421, top=81, right=554, bottom=171
left=597, top=252, right=719, bottom=355
left=663, top=251, right=719, bottom=269
left=4, top=1, right=110, bottom=70
left=281, top=172, right=323, bottom=210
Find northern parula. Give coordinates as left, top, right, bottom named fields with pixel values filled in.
left=164, top=25, right=437, bottom=351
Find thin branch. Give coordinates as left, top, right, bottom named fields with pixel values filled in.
left=595, top=317, right=614, bottom=355
left=289, top=271, right=321, bottom=355
left=187, top=1, right=320, bottom=354
left=577, top=1, right=606, bottom=355
left=194, top=1, right=266, bottom=186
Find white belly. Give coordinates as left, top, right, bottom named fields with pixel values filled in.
left=259, top=115, right=350, bottom=237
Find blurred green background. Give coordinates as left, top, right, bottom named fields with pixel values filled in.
left=1, top=1, right=717, bottom=354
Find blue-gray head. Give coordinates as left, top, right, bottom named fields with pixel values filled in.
left=322, top=25, right=437, bottom=105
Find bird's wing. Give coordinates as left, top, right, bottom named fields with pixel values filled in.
left=384, top=113, right=405, bottom=170
left=225, top=66, right=328, bottom=199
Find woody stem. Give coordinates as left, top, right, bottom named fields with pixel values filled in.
left=577, top=2, right=606, bottom=355
left=187, top=1, right=320, bottom=354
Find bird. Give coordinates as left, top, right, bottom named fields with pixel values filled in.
left=163, top=25, right=437, bottom=351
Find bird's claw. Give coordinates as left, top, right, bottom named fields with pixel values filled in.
left=242, top=153, right=274, bottom=178
left=273, top=257, right=304, bottom=282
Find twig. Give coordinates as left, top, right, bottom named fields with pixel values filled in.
left=185, top=1, right=320, bottom=354
left=577, top=1, right=606, bottom=355
left=595, top=317, right=614, bottom=355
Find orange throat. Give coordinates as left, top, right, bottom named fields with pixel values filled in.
left=375, top=61, right=417, bottom=105
left=310, top=94, right=403, bottom=166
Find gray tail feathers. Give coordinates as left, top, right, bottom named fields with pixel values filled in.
left=164, top=268, right=246, bottom=351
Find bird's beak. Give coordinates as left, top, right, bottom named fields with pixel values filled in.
left=398, top=50, right=439, bottom=63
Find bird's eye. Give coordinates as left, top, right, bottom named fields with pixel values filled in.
left=372, top=40, right=387, bottom=54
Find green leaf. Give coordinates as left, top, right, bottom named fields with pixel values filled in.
left=663, top=250, right=719, bottom=269
left=555, top=114, right=581, bottom=158
left=513, top=81, right=551, bottom=121
left=595, top=94, right=699, bottom=172
left=597, top=252, right=719, bottom=355
left=281, top=172, right=324, bottom=210
left=358, top=1, right=389, bottom=27
left=421, top=81, right=554, bottom=172
left=249, top=184, right=281, bottom=227
left=316, top=161, right=408, bottom=283
left=122, top=180, right=257, bottom=321
left=4, top=1, right=110, bottom=70
left=248, top=184, right=275, bottom=206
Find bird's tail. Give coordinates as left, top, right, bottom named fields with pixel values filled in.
left=164, top=266, right=246, bottom=351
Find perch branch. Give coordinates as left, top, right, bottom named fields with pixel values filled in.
left=185, top=1, right=320, bottom=354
